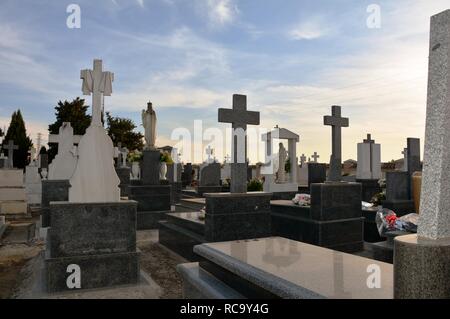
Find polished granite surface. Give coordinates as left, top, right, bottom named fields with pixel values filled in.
left=270, top=200, right=310, bottom=207
left=167, top=212, right=205, bottom=225
left=199, top=237, right=393, bottom=299
left=183, top=198, right=206, bottom=204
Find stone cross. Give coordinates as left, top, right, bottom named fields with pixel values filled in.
left=48, top=123, right=82, bottom=151
left=81, top=59, right=114, bottom=126
left=311, top=152, right=320, bottom=163
left=324, top=105, right=349, bottom=182
left=364, top=134, right=375, bottom=144
left=218, top=94, right=260, bottom=193
left=4, top=140, right=18, bottom=168
left=300, top=154, right=307, bottom=166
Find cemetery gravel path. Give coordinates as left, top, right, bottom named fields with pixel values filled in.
left=137, top=238, right=184, bottom=299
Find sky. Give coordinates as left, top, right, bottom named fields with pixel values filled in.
left=0, top=0, right=449, bottom=164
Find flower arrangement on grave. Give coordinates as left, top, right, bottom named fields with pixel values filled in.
left=128, top=150, right=143, bottom=162
left=160, top=151, right=173, bottom=164
left=292, top=194, right=311, bottom=206
left=247, top=178, right=263, bottom=192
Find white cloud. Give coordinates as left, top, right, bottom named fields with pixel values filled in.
left=288, top=18, right=333, bottom=40
left=136, top=0, right=145, bottom=8
left=200, top=0, right=239, bottom=29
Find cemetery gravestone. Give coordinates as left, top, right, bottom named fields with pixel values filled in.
left=356, top=134, right=382, bottom=201
left=394, top=10, right=450, bottom=299
left=44, top=59, right=140, bottom=293
left=128, top=102, right=171, bottom=229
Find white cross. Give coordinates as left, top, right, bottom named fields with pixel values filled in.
left=81, top=59, right=114, bottom=126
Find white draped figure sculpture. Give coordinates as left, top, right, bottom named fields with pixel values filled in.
left=69, top=59, right=120, bottom=203
left=142, top=102, right=157, bottom=150
left=277, top=142, right=287, bottom=183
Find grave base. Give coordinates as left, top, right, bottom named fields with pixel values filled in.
left=41, top=180, right=70, bottom=227
left=271, top=201, right=364, bottom=253
left=115, top=167, right=131, bottom=197
left=394, top=234, right=450, bottom=299
left=137, top=210, right=167, bottom=230
left=195, top=186, right=222, bottom=197
left=170, top=181, right=182, bottom=204
left=356, top=179, right=381, bottom=202
left=45, top=250, right=140, bottom=293
left=45, top=200, right=139, bottom=293
left=271, top=181, right=364, bottom=253
left=205, top=192, right=272, bottom=242
left=159, top=212, right=206, bottom=261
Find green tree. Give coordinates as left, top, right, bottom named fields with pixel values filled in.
left=106, top=112, right=144, bottom=151
left=48, top=97, right=91, bottom=161
left=2, top=110, right=33, bottom=168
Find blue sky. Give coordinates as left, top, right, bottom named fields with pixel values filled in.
left=0, top=0, right=449, bottom=163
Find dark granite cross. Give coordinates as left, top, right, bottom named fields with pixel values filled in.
left=311, top=152, right=320, bottom=163
left=4, top=140, right=18, bottom=168
left=324, top=105, right=349, bottom=182
left=218, top=94, right=260, bottom=193
left=364, top=134, right=375, bottom=144
left=363, top=133, right=375, bottom=175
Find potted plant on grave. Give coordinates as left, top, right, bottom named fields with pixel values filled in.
left=159, top=151, right=173, bottom=180
left=247, top=178, right=263, bottom=192
left=128, top=150, right=142, bottom=180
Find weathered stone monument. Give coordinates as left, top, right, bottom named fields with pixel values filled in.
left=394, top=10, right=450, bottom=299
left=196, top=152, right=222, bottom=196
left=44, top=59, right=139, bottom=293
left=128, top=101, right=171, bottom=229
left=356, top=134, right=382, bottom=201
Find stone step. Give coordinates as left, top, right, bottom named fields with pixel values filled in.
left=0, top=201, right=28, bottom=215
left=0, top=187, right=27, bottom=201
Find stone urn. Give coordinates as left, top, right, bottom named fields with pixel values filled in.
left=131, top=162, right=140, bottom=180
left=160, top=162, right=167, bottom=180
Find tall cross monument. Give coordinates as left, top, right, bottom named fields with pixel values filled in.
left=324, top=105, right=349, bottom=182
left=218, top=94, right=260, bottom=193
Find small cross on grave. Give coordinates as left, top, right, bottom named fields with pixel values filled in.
left=4, top=140, right=18, bottom=168
left=120, top=146, right=129, bottom=168
left=324, top=105, right=349, bottom=181
left=363, top=133, right=375, bottom=174
left=311, top=152, right=320, bottom=163
left=218, top=94, right=260, bottom=193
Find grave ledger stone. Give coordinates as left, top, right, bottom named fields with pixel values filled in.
left=394, top=10, right=450, bottom=299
